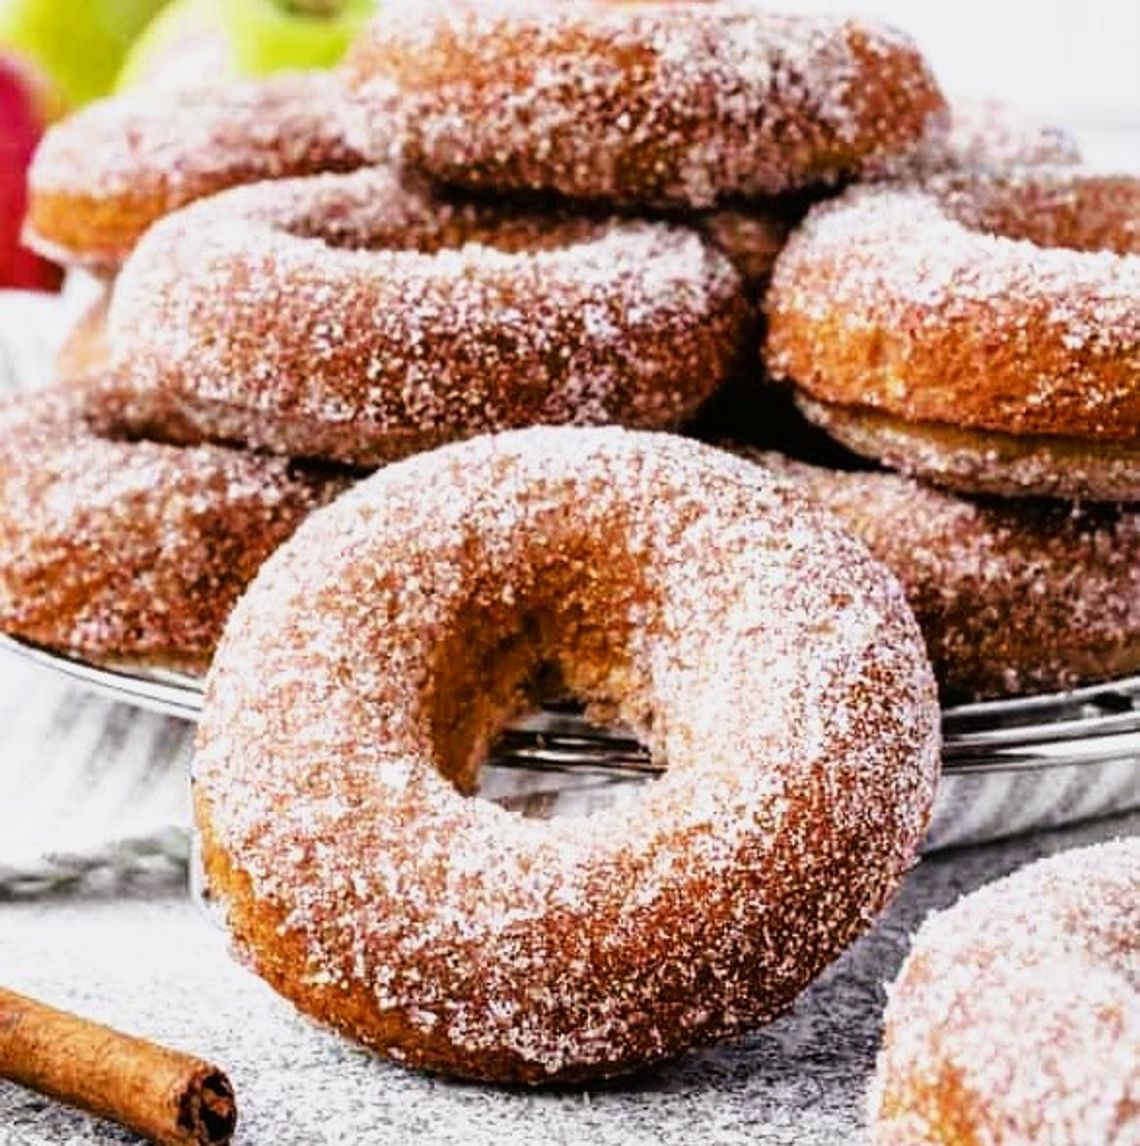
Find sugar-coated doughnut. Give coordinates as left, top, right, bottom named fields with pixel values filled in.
left=765, top=169, right=1140, bottom=500
left=794, top=394, right=1140, bottom=504
left=879, top=96, right=1082, bottom=179
left=106, top=167, right=750, bottom=466
left=25, top=72, right=367, bottom=274
left=696, top=100, right=1076, bottom=295
left=194, top=427, right=940, bottom=1084
left=346, top=0, right=946, bottom=208
left=696, top=100, right=1082, bottom=296
left=0, top=385, right=347, bottom=671
left=736, top=450, right=1140, bottom=700
left=870, top=838, right=1139, bottom=1144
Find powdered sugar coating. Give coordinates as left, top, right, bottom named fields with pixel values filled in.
left=107, top=167, right=749, bottom=466
left=869, top=838, right=1140, bottom=1144
left=765, top=169, right=1140, bottom=477
left=734, top=448, right=1140, bottom=699
left=877, top=96, right=1082, bottom=179
left=346, top=0, right=946, bottom=208
left=0, top=385, right=347, bottom=670
left=194, top=426, right=940, bottom=1083
left=699, top=99, right=1083, bottom=294
left=25, top=72, right=367, bottom=273
left=795, top=395, right=1140, bottom=504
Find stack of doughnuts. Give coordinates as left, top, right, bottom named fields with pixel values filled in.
left=9, top=0, right=958, bottom=663
left=753, top=165, right=1140, bottom=700
left=1, top=0, right=1136, bottom=1098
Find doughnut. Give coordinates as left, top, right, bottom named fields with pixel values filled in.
left=24, top=72, right=367, bottom=274
left=878, top=96, right=1081, bottom=179
left=105, top=167, right=750, bottom=466
left=0, top=385, right=348, bottom=672
left=698, top=200, right=807, bottom=295
left=345, top=0, right=947, bottom=208
left=696, top=101, right=1080, bottom=296
left=764, top=169, right=1140, bottom=500
left=869, top=838, right=1139, bottom=1144
left=194, top=426, right=940, bottom=1084
left=794, top=395, right=1140, bottom=504
left=734, top=450, right=1140, bottom=700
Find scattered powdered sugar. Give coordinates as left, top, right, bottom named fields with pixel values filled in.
left=346, top=0, right=945, bottom=207
left=26, top=72, right=367, bottom=269
left=194, top=427, right=940, bottom=1082
left=765, top=169, right=1140, bottom=454
left=107, top=168, right=749, bottom=466
left=869, top=837, right=1140, bottom=1144
left=732, top=448, right=1140, bottom=700
left=0, top=385, right=347, bottom=668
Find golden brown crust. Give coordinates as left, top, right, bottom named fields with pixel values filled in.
left=0, top=384, right=348, bottom=669
left=795, top=395, right=1140, bottom=504
left=346, top=0, right=946, bottom=207
left=764, top=170, right=1140, bottom=461
left=869, top=841, right=1140, bottom=1144
left=106, top=168, right=751, bottom=466
left=24, top=73, right=367, bottom=273
left=734, top=448, right=1140, bottom=700
left=194, top=428, right=940, bottom=1083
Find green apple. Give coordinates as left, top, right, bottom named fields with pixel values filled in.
left=117, top=0, right=376, bottom=92
left=0, top=0, right=170, bottom=106
left=221, top=0, right=376, bottom=76
left=115, top=0, right=231, bottom=92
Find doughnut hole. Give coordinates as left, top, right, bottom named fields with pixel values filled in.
left=425, top=527, right=657, bottom=818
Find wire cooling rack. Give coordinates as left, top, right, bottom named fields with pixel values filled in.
left=3, top=633, right=1138, bottom=775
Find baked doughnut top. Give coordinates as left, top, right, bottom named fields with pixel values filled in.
left=196, top=427, right=939, bottom=1083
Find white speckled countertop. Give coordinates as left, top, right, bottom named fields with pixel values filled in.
left=1, top=782, right=1136, bottom=1145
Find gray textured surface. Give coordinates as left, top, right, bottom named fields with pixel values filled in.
left=1, top=809, right=1136, bottom=1145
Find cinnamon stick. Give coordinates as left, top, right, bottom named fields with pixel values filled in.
left=0, top=987, right=236, bottom=1145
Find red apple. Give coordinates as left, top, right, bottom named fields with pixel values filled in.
left=0, top=54, right=63, bottom=292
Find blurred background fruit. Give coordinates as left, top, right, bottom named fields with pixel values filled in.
left=0, top=0, right=169, bottom=107
left=114, top=0, right=227, bottom=92
left=117, top=0, right=377, bottom=92
left=1, top=0, right=376, bottom=288
left=0, top=53, right=61, bottom=290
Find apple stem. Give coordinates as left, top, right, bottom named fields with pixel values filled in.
left=276, top=0, right=345, bottom=16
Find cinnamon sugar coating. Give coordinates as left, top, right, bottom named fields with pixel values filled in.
left=25, top=72, right=367, bottom=274
left=870, top=838, right=1140, bottom=1144
left=697, top=100, right=1082, bottom=295
left=795, top=395, right=1140, bottom=503
left=0, top=385, right=347, bottom=671
left=735, top=449, right=1140, bottom=700
left=345, top=0, right=946, bottom=208
left=764, top=169, right=1140, bottom=494
left=194, top=427, right=940, bottom=1084
left=877, top=96, right=1082, bottom=179
left=107, top=168, right=750, bottom=466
